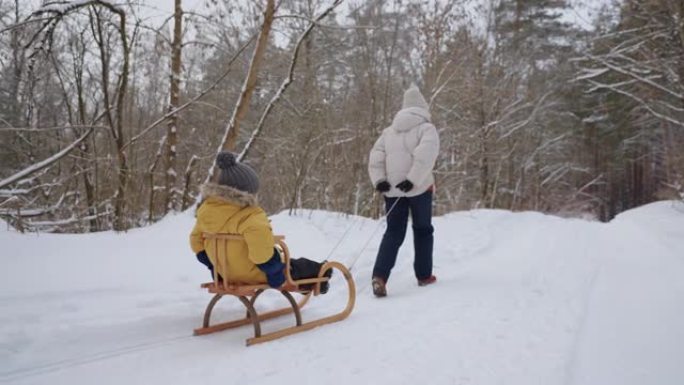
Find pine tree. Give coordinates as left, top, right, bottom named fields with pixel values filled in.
left=495, top=0, right=575, bottom=68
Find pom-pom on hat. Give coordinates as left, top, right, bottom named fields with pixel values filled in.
left=215, top=152, right=259, bottom=194
left=402, top=83, right=429, bottom=110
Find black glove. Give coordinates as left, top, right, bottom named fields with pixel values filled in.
left=396, top=180, right=413, bottom=192
left=375, top=180, right=391, bottom=193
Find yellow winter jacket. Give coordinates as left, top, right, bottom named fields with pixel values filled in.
left=189, top=183, right=274, bottom=284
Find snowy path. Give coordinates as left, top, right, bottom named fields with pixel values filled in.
left=1, top=202, right=683, bottom=385
left=568, top=205, right=684, bottom=385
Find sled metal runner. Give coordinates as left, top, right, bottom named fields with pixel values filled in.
left=193, top=234, right=356, bottom=346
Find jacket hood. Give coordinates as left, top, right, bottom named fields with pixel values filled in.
left=200, top=182, right=258, bottom=207
left=390, top=106, right=432, bottom=133
left=402, top=84, right=430, bottom=110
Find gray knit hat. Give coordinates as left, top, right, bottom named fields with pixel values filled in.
left=215, top=152, right=259, bottom=194
left=402, top=83, right=429, bottom=110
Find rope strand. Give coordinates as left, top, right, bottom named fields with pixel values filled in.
left=346, top=196, right=402, bottom=270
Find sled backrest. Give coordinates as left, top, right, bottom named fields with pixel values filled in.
left=201, top=233, right=293, bottom=287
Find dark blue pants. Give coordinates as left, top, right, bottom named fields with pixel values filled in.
left=196, top=250, right=215, bottom=277
left=372, top=190, right=434, bottom=282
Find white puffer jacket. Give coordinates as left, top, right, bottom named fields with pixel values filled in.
left=368, top=106, right=440, bottom=197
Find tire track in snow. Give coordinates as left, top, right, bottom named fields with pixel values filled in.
left=566, top=211, right=684, bottom=385
left=0, top=334, right=194, bottom=382
left=561, top=223, right=605, bottom=385
left=449, top=214, right=602, bottom=384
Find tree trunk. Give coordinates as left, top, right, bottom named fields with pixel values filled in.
left=147, top=138, right=165, bottom=223
left=74, top=51, right=98, bottom=232
left=208, top=0, right=275, bottom=182
left=181, top=156, right=198, bottom=211
left=91, top=7, right=130, bottom=231
left=163, top=0, right=183, bottom=215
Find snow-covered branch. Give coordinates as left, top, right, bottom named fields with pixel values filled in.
left=239, top=0, right=345, bottom=162
left=38, top=212, right=109, bottom=226
left=123, top=33, right=257, bottom=151
left=586, top=54, right=683, bottom=100
left=0, top=192, right=71, bottom=217
left=33, top=1, right=124, bottom=17
left=587, top=80, right=684, bottom=128
left=0, top=125, right=109, bottom=132
left=208, top=0, right=276, bottom=174
left=0, top=128, right=93, bottom=190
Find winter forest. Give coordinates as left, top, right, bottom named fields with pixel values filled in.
left=1, top=0, right=683, bottom=233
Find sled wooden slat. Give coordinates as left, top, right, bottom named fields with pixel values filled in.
left=193, top=233, right=355, bottom=345
left=246, top=261, right=356, bottom=346
left=193, top=292, right=312, bottom=336
left=206, top=234, right=286, bottom=242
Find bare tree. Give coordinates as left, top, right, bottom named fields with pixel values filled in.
left=162, top=0, right=184, bottom=214
left=207, top=0, right=276, bottom=182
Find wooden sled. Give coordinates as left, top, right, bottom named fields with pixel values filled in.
left=193, top=233, right=356, bottom=346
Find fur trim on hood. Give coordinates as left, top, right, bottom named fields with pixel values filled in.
left=200, top=182, right=258, bottom=207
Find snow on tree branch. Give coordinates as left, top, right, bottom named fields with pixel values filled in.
left=21, top=211, right=111, bottom=232
left=0, top=128, right=94, bottom=190
left=34, top=1, right=124, bottom=16
left=586, top=79, right=684, bottom=129
left=239, top=0, right=345, bottom=162
left=572, top=67, right=609, bottom=82
left=122, top=33, right=257, bottom=151
left=585, top=54, right=683, bottom=100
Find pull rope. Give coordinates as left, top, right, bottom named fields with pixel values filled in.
left=323, top=195, right=402, bottom=270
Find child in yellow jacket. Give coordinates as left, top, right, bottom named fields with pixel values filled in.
left=190, top=152, right=329, bottom=291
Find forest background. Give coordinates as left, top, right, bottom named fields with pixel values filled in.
left=1, top=0, right=682, bottom=233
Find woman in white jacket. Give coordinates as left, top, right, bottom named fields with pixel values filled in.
left=368, top=84, right=440, bottom=297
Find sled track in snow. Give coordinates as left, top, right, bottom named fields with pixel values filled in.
left=0, top=334, right=193, bottom=382
left=560, top=226, right=604, bottom=385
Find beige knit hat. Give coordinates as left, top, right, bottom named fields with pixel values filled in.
left=402, top=84, right=429, bottom=110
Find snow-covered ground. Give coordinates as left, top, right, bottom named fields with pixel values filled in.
left=1, top=201, right=684, bottom=385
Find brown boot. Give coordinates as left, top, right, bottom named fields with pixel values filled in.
left=417, top=275, right=437, bottom=286
left=372, top=277, right=387, bottom=297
